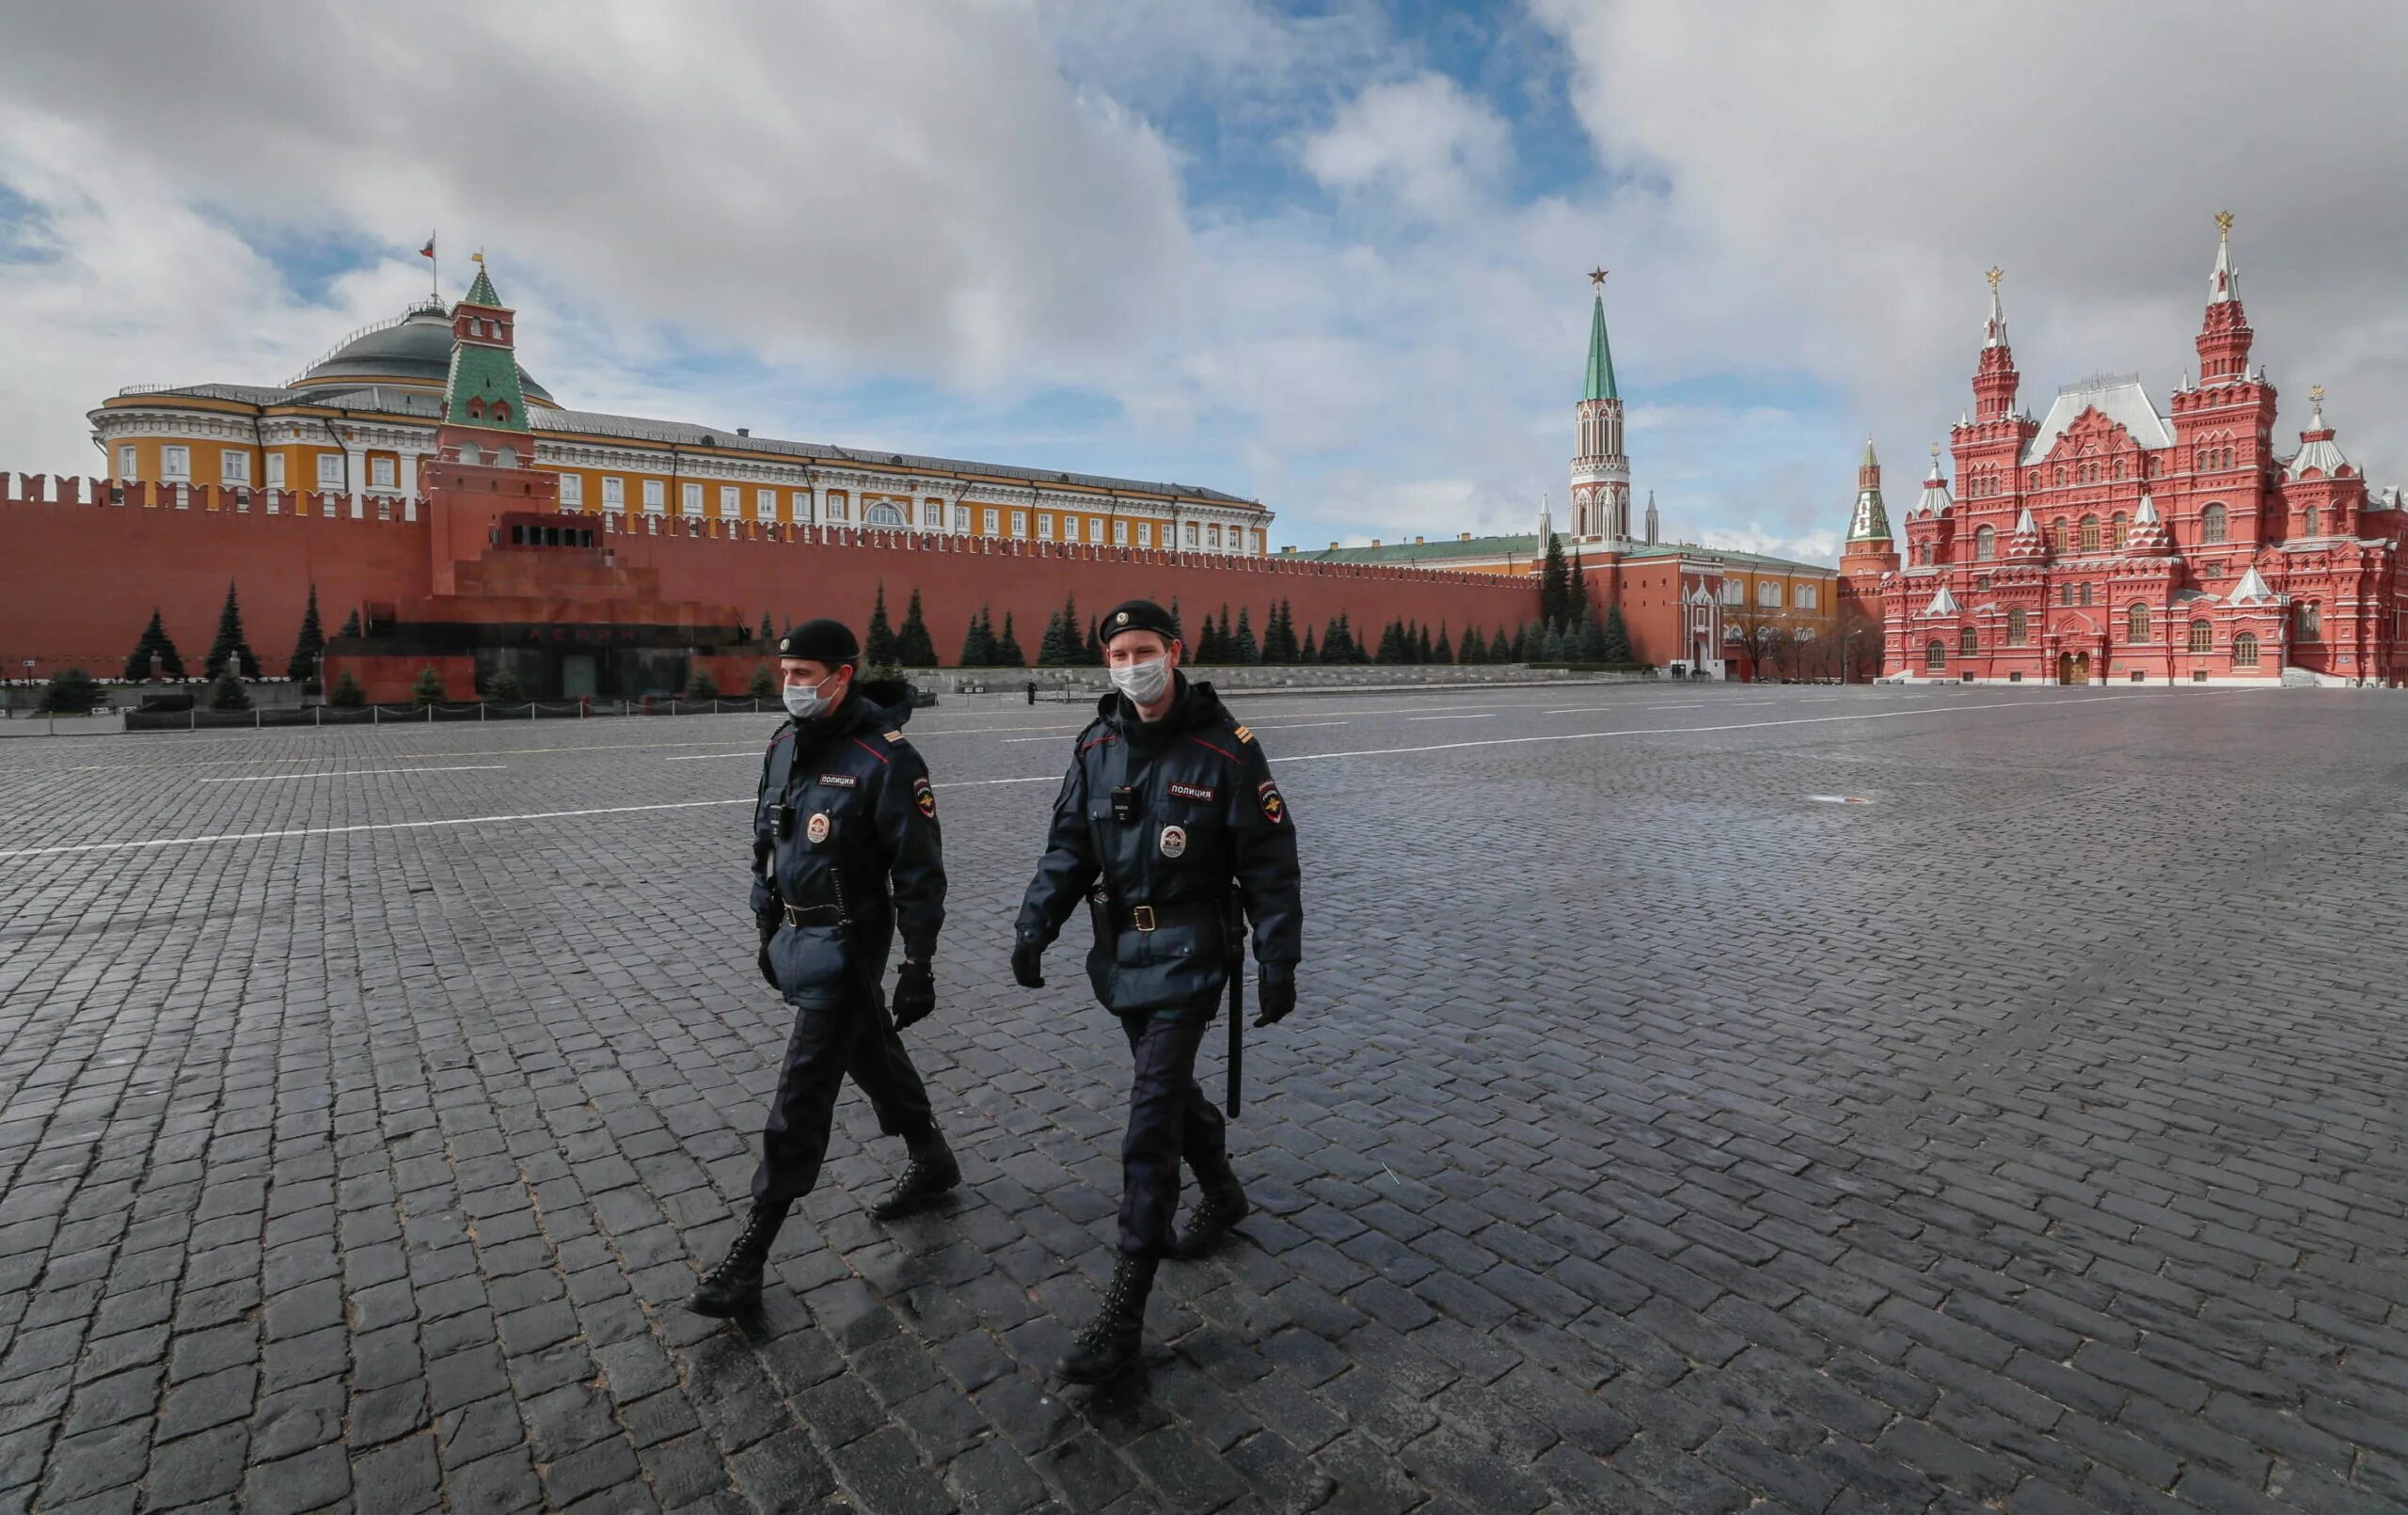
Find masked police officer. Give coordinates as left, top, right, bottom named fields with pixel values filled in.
left=1013, top=599, right=1302, bottom=1381
left=689, top=617, right=958, bottom=1317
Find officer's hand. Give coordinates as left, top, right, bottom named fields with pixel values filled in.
left=893, top=960, right=937, bottom=1030
left=1254, top=964, right=1295, bottom=1027
left=756, top=943, right=778, bottom=989
left=1011, top=939, right=1045, bottom=989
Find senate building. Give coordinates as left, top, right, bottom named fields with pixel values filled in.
left=91, top=271, right=1274, bottom=559
left=1838, top=217, right=2408, bottom=686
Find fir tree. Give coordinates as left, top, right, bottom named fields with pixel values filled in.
left=410, top=667, right=447, bottom=706
left=1195, top=614, right=1220, bottom=664
left=37, top=669, right=101, bottom=715
left=1218, top=606, right=1234, bottom=657
left=285, top=586, right=325, bottom=681
left=1375, top=620, right=1405, bottom=665
left=1323, top=616, right=1349, bottom=663
left=1234, top=607, right=1260, bottom=665
left=863, top=583, right=898, bottom=668
left=203, top=582, right=260, bottom=680
left=485, top=667, right=525, bottom=704
left=760, top=613, right=774, bottom=641
left=1492, top=625, right=1513, bottom=663
left=329, top=670, right=367, bottom=708
left=1038, top=596, right=1080, bottom=667
left=1540, top=531, right=1573, bottom=626
left=207, top=667, right=252, bottom=712
left=958, top=609, right=993, bottom=668
left=895, top=588, right=939, bottom=667
left=1522, top=619, right=1545, bottom=661
left=1167, top=597, right=1182, bottom=641
left=684, top=666, right=720, bottom=700
left=1456, top=623, right=1483, bottom=666
left=1599, top=604, right=1634, bottom=664
left=1541, top=621, right=1567, bottom=662
left=995, top=612, right=1027, bottom=668
left=1300, top=627, right=1318, bottom=665
left=1578, top=605, right=1609, bottom=662
left=123, top=608, right=185, bottom=681
left=1085, top=616, right=1103, bottom=665
left=747, top=664, right=777, bottom=700
left=339, top=609, right=362, bottom=639
left=1416, top=623, right=1434, bottom=663
left=1435, top=623, right=1453, bottom=664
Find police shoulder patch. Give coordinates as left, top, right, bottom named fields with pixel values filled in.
left=1257, top=779, right=1287, bottom=826
left=912, top=775, right=937, bottom=819
left=1233, top=725, right=1255, bottom=744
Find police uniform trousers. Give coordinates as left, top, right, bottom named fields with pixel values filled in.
left=751, top=992, right=938, bottom=1207
left=1117, top=997, right=1229, bottom=1256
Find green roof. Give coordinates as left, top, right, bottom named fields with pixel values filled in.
left=463, top=264, right=502, bottom=308
left=1301, top=534, right=1833, bottom=575
left=1584, top=292, right=1618, bottom=402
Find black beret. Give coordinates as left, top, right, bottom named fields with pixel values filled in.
left=778, top=618, right=860, bottom=664
left=1101, top=599, right=1180, bottom=645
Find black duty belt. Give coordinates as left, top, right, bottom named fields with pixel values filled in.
left=1091, top=896, right=1224, bottom=937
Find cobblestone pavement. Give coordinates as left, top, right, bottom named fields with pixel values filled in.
left=3, top=682, right=2405, bottom=1514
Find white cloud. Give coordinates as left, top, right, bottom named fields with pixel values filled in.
left=0, top=0, right=1191, bottom=466
left=1299, top=72, right=1513, bottom=222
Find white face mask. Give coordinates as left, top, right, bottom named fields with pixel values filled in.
left=782, top=672, right=838, bottom=721
left=1110, top=655, right=1172, bottom=707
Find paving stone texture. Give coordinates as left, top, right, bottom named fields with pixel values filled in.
left=0, top=682, right=2403, bottom=1514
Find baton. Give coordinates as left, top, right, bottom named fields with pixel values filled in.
left=1226, top=966, right=1243, bottom=1119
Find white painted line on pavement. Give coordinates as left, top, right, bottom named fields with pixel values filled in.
left=665, top=752, right=761, bottom=762
left=1405, top=714, right=1495, bottom=722
left=199, top=765, right=508, bottom=783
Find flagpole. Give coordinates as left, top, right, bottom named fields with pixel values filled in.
left=430, top=232, right=439, bottom=303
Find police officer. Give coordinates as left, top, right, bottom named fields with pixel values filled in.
left=1013, top=599, right=1302, bottom=1381
left=689, top=618, right=959, bottom=1317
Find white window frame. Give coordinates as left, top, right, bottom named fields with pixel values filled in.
left=1758, top=581, right=1782, bottom=608
left=1137, top=523, right=1152, bottom=548
left=1796, top=584, right=1817, bottom=609
left=792, top=490, right=812, bottom=522
left=161, top=445, right=193, bottom=481
left=1037, top=513, right=1054, bottom=540
left=720, top=484, right=739, bottom=517
left=602, top=476, right=625, bottom=510
left=952, top=505, right=969, bottom=533
left=1089, top=517, right=1105, bottom=544
left=756, top=488, right=776, bottom=522
left=682, top=481, right=704, bottom=517
left=117, top=444, right=137, bottom=480
left=370, top=456, right=395, bottom=489
left=1209, top=525, right=1222, bottom=549
left=558, top=473, right=583, bottom=508
left=315, top=453, right=343, bottom=490
left=1113, top=520, right=1129, bottom=545
left=1184, top=523, right=1199, bottom=547
left=265, top=453, right=285, bottom=489
left=1720, top=579, right=1744, bottom=606
left=984, top=508, right=1000, bottom=535
left=221, top=450, right=251, bottom=486
left=828, top=494, right=849, bottom=522
left=642, top=479, right=665, bottom=513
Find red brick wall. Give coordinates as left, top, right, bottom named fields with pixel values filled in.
left=1, top=481, right=1537, bottom=685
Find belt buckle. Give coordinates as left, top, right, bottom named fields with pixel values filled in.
left=1131, top=905, right=1156, bottom=932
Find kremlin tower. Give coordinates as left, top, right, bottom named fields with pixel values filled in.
left=1568, top=271, right=1630, bottom=544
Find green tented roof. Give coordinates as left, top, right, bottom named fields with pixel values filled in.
left=1584, top=292, right=1618, bottom=402
left=463, top=265, right=502, bottom=308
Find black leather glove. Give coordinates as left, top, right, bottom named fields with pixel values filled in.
left=1255, top=963, right=1295, bottom=1027
left=756, top=915, right=780, bottom=988
left=893, top=959, right=937, bottom=1030
left=1011, top=938, right=1045, bottom=989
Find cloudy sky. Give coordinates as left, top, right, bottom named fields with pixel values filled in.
left=2, top=1, right=2400, bottom=562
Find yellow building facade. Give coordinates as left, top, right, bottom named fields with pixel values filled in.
left=94, top=295, right=1273, bottom=554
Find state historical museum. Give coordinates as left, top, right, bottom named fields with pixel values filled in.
left=1838, top=217, right=2406, bottom=686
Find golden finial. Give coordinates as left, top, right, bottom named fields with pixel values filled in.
left=1930, top=442, right=1941, bottom=459
left=1985, top=266, right=2004, bottom=289
left=2309, top=384, right=2324, bottom=402
left=1587, top=266, right=1608, bottom=288
left=2215, top=210, right=2234, bottom=238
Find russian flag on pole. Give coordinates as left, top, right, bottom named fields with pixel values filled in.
left=420, top=237, right=436, bottom=260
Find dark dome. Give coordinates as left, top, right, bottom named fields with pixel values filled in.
left=291, top=303, right=554, bottom=404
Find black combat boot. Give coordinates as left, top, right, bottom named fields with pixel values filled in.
left=869, top=1129, right=962, bottom=1219
left=1058, top=1255, right=1158, bottom=1384
left=1173, top=1156, right=1250, bottom=1258
left=686, top=1202, right=786, bottom=1317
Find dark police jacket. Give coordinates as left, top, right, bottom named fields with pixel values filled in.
left=1016, top=676, right=1302, bottom=1013
left=750, top=681, right=944, bottom=1008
